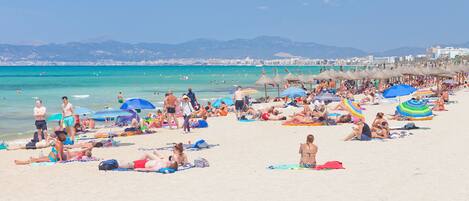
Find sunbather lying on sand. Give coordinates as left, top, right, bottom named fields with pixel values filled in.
left=118, top=152, right=178, bottom=171
left=14, top=133, right=94, bottom=165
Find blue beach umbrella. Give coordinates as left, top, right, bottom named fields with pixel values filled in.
left=212, top=97, right=234, bottom=108
left=75, top=107, right=94, bottom=116
left=280, top=87, right=306, bottom=98
left=91, top=109, right=133, bottom=121
left=383, top=84, right=417, bottom=98
left=313, top=92, right=341, bottom=102
left=120, top=98, right=156, bottom=110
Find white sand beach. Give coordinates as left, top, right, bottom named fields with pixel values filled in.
left=1, top=90, right=469, bottom=201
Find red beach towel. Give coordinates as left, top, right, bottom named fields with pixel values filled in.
left=314, top=161, right=345, bottom=170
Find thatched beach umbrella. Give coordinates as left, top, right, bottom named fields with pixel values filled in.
left=272, top=69, right=283, bottom=97
left=255, top=73, right=274, bottom=101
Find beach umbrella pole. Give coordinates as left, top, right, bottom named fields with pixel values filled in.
left=264, top=84, right=268, bottom=102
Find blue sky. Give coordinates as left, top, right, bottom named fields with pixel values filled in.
left=0, top=0, right=468, bottom=51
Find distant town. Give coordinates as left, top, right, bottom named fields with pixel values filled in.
left=1, top=46, right=468, bottom=66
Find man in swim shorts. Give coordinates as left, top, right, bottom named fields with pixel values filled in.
left=33, top=99, right=48, bottom=142
left=164, top=90, right=179, bottom=129
left=233, top=86, right=245, bottom=119
left=61, top=96, right=76, bottom=142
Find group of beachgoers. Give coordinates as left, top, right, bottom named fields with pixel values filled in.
left=9, top=73, right=466, bottom=170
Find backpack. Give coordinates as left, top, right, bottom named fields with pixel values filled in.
left=193, top=139, right=209, bottom=149
left=98, top=159, right=119, bottom=171
left=404, top=123, right=417, bottom=130
left=194, top=157, right=209, bottom=168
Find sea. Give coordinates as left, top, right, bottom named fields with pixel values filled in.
left=0, top=65, right=352, bottom=140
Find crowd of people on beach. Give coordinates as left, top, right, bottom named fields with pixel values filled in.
left=6, top=68, right=467, bottom=171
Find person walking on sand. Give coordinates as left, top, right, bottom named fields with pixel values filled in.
left=187, top=88, right=199, bottom=110
left=33, top=99, right=48, bottom=142
left=233, top=86, right=244, bottom=119
left=164, top=90, right=179, bottom=129
left=61, top=96, right=76, bottom=142
left=299, top=134, right=318, bottom=168
left=180, top=95, right=194, bottom=133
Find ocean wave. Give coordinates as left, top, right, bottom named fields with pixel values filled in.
left=72, top=94, right=90, bottom=99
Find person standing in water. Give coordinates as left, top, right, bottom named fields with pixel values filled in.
left=61, top=96, right=76, bottom=142
left=33, top=99, right=48, bottom=142
left=117, top=91, right=124, bottom=103
left=187, top=88, right=198, bottom=110
left=233, top=86, right=244, bottom=119
left=164, top=90, right=179, bottom=129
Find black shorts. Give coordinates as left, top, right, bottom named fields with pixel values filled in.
left=35, top=120, right=47, bottom=130
left=167, top=107, right=176, bottom=114
left=235, top=100, right=244, bottom=111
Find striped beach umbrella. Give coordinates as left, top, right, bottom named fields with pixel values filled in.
left=396, top=99, right=433, bottom=120
left=342, top=99, right=364, bottom=120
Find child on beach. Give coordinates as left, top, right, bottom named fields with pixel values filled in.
left=299, top=134, right=318, bottom=168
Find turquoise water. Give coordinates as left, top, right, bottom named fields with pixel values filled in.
left=0, top=65, right=350, bottom=140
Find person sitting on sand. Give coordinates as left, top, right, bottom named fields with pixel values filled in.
left=171, top=143, right=188, bottom=166
left=371, top=112, right=387, bottom=132
left=442, top=91, right=449, bottom=103
left=195, top=106, right=208, bottom=118
left=216, top=101, right=229, bottom=116
left=344, top=119, right=383, bottom=141
left=372, top=121, right=390, bottom=139
left=300, top=99, right=313, bottom=117
left=14, top=132, right=67, bottom=164
left=118, top=152, right=179, bottom=171
left=124, top=118, right=141, bottom=132
left=433, top=96, right=446, bottom=111
left=299, top=134, right=318, bottom=168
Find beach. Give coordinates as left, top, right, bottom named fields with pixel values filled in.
left=1, top=87, right=469, bottom=201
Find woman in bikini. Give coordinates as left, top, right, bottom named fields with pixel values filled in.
left=14, top=132, right=67, bottom=165
left=299, top=134, right=318, bottom=168
left=171, top=143, right=188, bottom=166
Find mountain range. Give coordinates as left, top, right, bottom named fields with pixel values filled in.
left=0, top=36, right=467, bottom=62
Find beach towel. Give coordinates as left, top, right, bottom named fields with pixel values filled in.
left=389, top=131, right=414, bottom=139
left=282, top=122, right=325, bottom=127
left=31, top=157, right=100, bottom=166
left=314, top=161, right=345, bottom=170
left=111, top=163, right=195, bottom=174
left=239, top=119, right=256, bottom=123
left=268, top=161, right=345, bottom=171
left=138, top=143, right=219, bottom=152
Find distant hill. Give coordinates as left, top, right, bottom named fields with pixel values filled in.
left=0, top=36, right=467, bottom=62
left=0, top=36, right=367, bottom=61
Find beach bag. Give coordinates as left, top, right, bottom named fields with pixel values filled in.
left=404, top=123, right=417, bottom=130
left=193, top=139, right=209, bottom=149
left=197, top=120, right=208, bottom=128
left=98, top=159, right=119, bottom=171
left=25, top=141, right=36, bottom=149
left=194, top=157, right=209, bottom=168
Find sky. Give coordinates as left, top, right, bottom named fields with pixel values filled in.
left=0, top=0, right=468, bottom=51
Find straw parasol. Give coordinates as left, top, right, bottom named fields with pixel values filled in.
left=255, top=71, right=274, bottom=101
left=272, top=69, right=283, bottom=97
